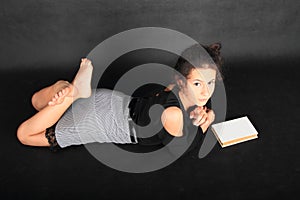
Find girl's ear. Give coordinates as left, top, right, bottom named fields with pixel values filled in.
left=209, top=43, right=222, bottom=52
left=175, top=75, right=184, bottom=89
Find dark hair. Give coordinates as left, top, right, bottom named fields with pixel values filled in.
left=173, top=43, right=224, bottom=83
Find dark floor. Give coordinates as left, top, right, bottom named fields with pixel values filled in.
left=0, top=58, right=299, bottom=199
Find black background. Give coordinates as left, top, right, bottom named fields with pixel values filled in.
left=0, top=0, right=299, bottom=199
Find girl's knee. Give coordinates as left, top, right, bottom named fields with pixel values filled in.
left=16, top=124, right=29, bottom=145
left=31, top=93, right=40, bottom=111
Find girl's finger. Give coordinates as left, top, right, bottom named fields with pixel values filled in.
left=190, top=106, right=201, bottom=118
left=193, top=112, right=207, bottom=126
left=190, top=112, right=194, bottom=119
left=199, top=112, right=208, bottom=126
left=194, top=109, right=205, bottom=120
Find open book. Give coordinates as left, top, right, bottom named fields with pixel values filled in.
left=211, top=116, right=258, bottom=148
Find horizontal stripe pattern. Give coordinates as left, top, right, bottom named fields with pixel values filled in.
left=55, top=89, right=134, bottom=148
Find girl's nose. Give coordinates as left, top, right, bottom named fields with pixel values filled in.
left=201, top=83, right=210, bottom=96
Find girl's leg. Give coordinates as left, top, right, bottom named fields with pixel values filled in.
left=17, top=95, right=75, bottom=146
left=17, top=58, right=93, bottom=146
left=31, top=80, right=71, bottom=111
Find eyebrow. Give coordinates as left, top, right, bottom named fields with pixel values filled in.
left=192, top=78, right=215, bottom=82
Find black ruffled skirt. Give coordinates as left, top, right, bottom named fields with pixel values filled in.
left=45, top=124, right=62, bottom=152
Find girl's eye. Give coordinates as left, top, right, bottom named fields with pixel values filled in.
left=208, top=80, right=215, bottom=85
left=194, top=82, right=201, bottom=87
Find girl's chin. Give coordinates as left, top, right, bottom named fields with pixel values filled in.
left=196, top=102, right=207, bottom=107
left=196, top=98, right=209, bottom=106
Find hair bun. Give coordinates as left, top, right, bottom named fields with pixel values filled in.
left=209, top=43, right=222, bottom=55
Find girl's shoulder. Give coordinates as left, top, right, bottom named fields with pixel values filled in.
left=161, top=106, right=183, bottom=137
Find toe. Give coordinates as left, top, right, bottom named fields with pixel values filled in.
left=64, top=86, right=70, bottom=93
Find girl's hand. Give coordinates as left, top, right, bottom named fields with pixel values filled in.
left=199, top=109, right=215, bottom=133
left=189, top=106, right=208, bottom=127
left=189, top=106, right=215, bottom=133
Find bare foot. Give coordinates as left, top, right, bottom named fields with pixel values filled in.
left=48, top=83, right=73, bottom=106
left=164, top=84, right=175, bottom=92
left=71, top=58, right=93, bottom=99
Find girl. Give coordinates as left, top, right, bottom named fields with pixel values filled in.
left=17, top=43, right=223, bottom=152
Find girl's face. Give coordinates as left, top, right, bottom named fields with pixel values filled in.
left=180, top=68, right=216, bottom=107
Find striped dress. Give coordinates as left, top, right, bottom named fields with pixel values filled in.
left=54, top=89, right=136, bottom=148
